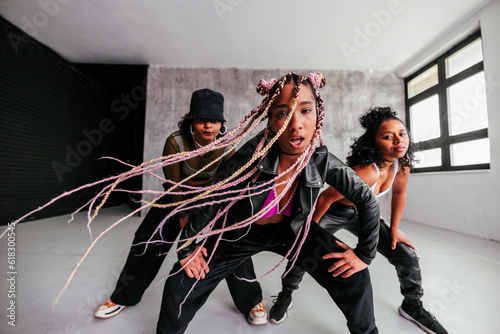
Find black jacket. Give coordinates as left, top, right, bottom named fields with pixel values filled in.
left=178, top=133, right=380, bottom=264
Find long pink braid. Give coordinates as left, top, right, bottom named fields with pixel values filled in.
left=224, top=73, right=327, bottom=282
left=135, top=74, right=324, bottom=311
left=1, top=72, right=328, bottom=306
left=58, top=77, right=292, bottom=303
left=173, top=74, right=328, bottom=306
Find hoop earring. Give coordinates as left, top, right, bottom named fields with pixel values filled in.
left=219, top=124, right=227, bottom=136
left=190, top=125, right=195, bottom=136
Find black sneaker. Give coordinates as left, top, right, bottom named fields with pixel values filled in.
left=269, top=291, right=293, bottom=324
left=398, top=301, right=448, bottom=334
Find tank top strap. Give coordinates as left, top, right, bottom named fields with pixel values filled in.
left=377, top=159, right=399, bottom=198
left=172, top=132, right=185, bottom=152
left=372, top=162, right=380, bottom=177
left=370, top=163, right=379, bottom=192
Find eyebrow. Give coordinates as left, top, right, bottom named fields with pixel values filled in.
left=274, top=100, right=314, bottom=109
left=382, top=128, right=407, bottom=135
left=273, top=104, right=290, bottom=110
left=298, top=100, right=314, bottom=106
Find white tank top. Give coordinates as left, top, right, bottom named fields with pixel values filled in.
left=370, top=159, right=398, bottom=198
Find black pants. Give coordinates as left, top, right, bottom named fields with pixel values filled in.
left=110, top=198, right=262, bottom=314
left=157, top=221, right=377, bottom=334
left=282, top=202, right=423, bottom=305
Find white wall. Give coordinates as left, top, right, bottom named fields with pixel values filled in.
left=399, top=0, right=500, bottom=242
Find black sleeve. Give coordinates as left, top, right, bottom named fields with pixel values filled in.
left=176, top=135, right=261, bottom=260
left=324, top=153, right=380, bottom=265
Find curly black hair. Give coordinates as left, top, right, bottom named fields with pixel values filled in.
left=346, top=107, right=418, bottom=172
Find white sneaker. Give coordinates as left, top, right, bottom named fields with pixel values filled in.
left=94, top=298, right=127, bottom=319
left=247, top=302, right=268, bottom=325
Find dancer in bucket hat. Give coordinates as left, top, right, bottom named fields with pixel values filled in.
left=94, top=88, right=265, bottom=325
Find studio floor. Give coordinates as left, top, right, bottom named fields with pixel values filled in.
left=1, top=205, right=499, bottom=334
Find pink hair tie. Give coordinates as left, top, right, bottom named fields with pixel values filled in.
left=256, top=78, right=277, bottom=96
left=307, top=73, right=326, bottom=89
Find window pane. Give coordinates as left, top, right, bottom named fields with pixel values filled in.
left=448, top=72, right=488, bottom=135
left=446, top=38, right=483, bottom=78
left=414, top=148, right=442, bottom=168
left=451, top=138, right=490, bottom=166
left=409, top=95, right=440, bottom=142
left=407, top=65, right=438, bottom=98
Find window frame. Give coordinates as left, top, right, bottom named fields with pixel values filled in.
left=404, top=29, right=489, bottom=173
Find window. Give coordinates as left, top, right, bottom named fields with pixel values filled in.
left=405, top=30, right=490, bottom=173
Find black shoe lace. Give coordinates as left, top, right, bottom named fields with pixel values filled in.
left=271, top=293, right=282, bottom=305
left=272, top=291, right=290, bottom=305
left=415, top=307, right=446, bottom=332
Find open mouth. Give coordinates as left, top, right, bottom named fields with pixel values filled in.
left=289, top=136, right=304, bottom=148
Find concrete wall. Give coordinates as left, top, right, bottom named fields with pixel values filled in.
left=397, top=0, right=500, bottom=242
left=143, top=67, right=404, bottom=214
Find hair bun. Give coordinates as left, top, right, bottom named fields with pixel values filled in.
left=307, top=73, right=326, bottom=89
left=256, top=78, right=277, bottom=96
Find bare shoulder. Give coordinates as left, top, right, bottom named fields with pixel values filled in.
left=395, top=164, right=410, bottom=183
left=351, top=164, right=379, bottom=187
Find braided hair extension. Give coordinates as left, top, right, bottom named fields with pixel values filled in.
left=346, top=106, right=418, bottom=173
left=172, top=73, right=327, bottom=313
left=173, top=74, right=327, bottom=305
left=172, top=73, right=325, bottom=243
left=1, top=72, right=327, bottom=305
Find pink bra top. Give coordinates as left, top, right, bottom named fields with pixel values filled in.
left=260, top=187, right=294, bottom=218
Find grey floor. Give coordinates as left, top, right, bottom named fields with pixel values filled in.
left=1, top=205, right=499, bottom=334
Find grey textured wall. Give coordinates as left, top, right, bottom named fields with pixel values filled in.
left=143, top=67, right=404, bottom=209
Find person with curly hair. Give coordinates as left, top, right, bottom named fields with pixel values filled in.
left=269, top=107, right=448, bottom=334
left=156, top=73, right=380, bottom=334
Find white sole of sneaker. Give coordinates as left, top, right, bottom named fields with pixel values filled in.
left=94, top=305, right=127, bottom=319
left=269, top=300, right=293, bottom=325
left=398, top=306, right=436, bottom=334
left=247, top=315, right=268, bottom=325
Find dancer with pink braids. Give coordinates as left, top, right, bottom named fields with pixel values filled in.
left=156, top=73, right=380, bottom=334
left=94, top=89, right=265, bottom=324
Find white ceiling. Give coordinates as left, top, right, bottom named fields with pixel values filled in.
left=0, top=0, right=492, bottom=75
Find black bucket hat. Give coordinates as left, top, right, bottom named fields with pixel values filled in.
left=185, top=88, right=225, bottom=122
